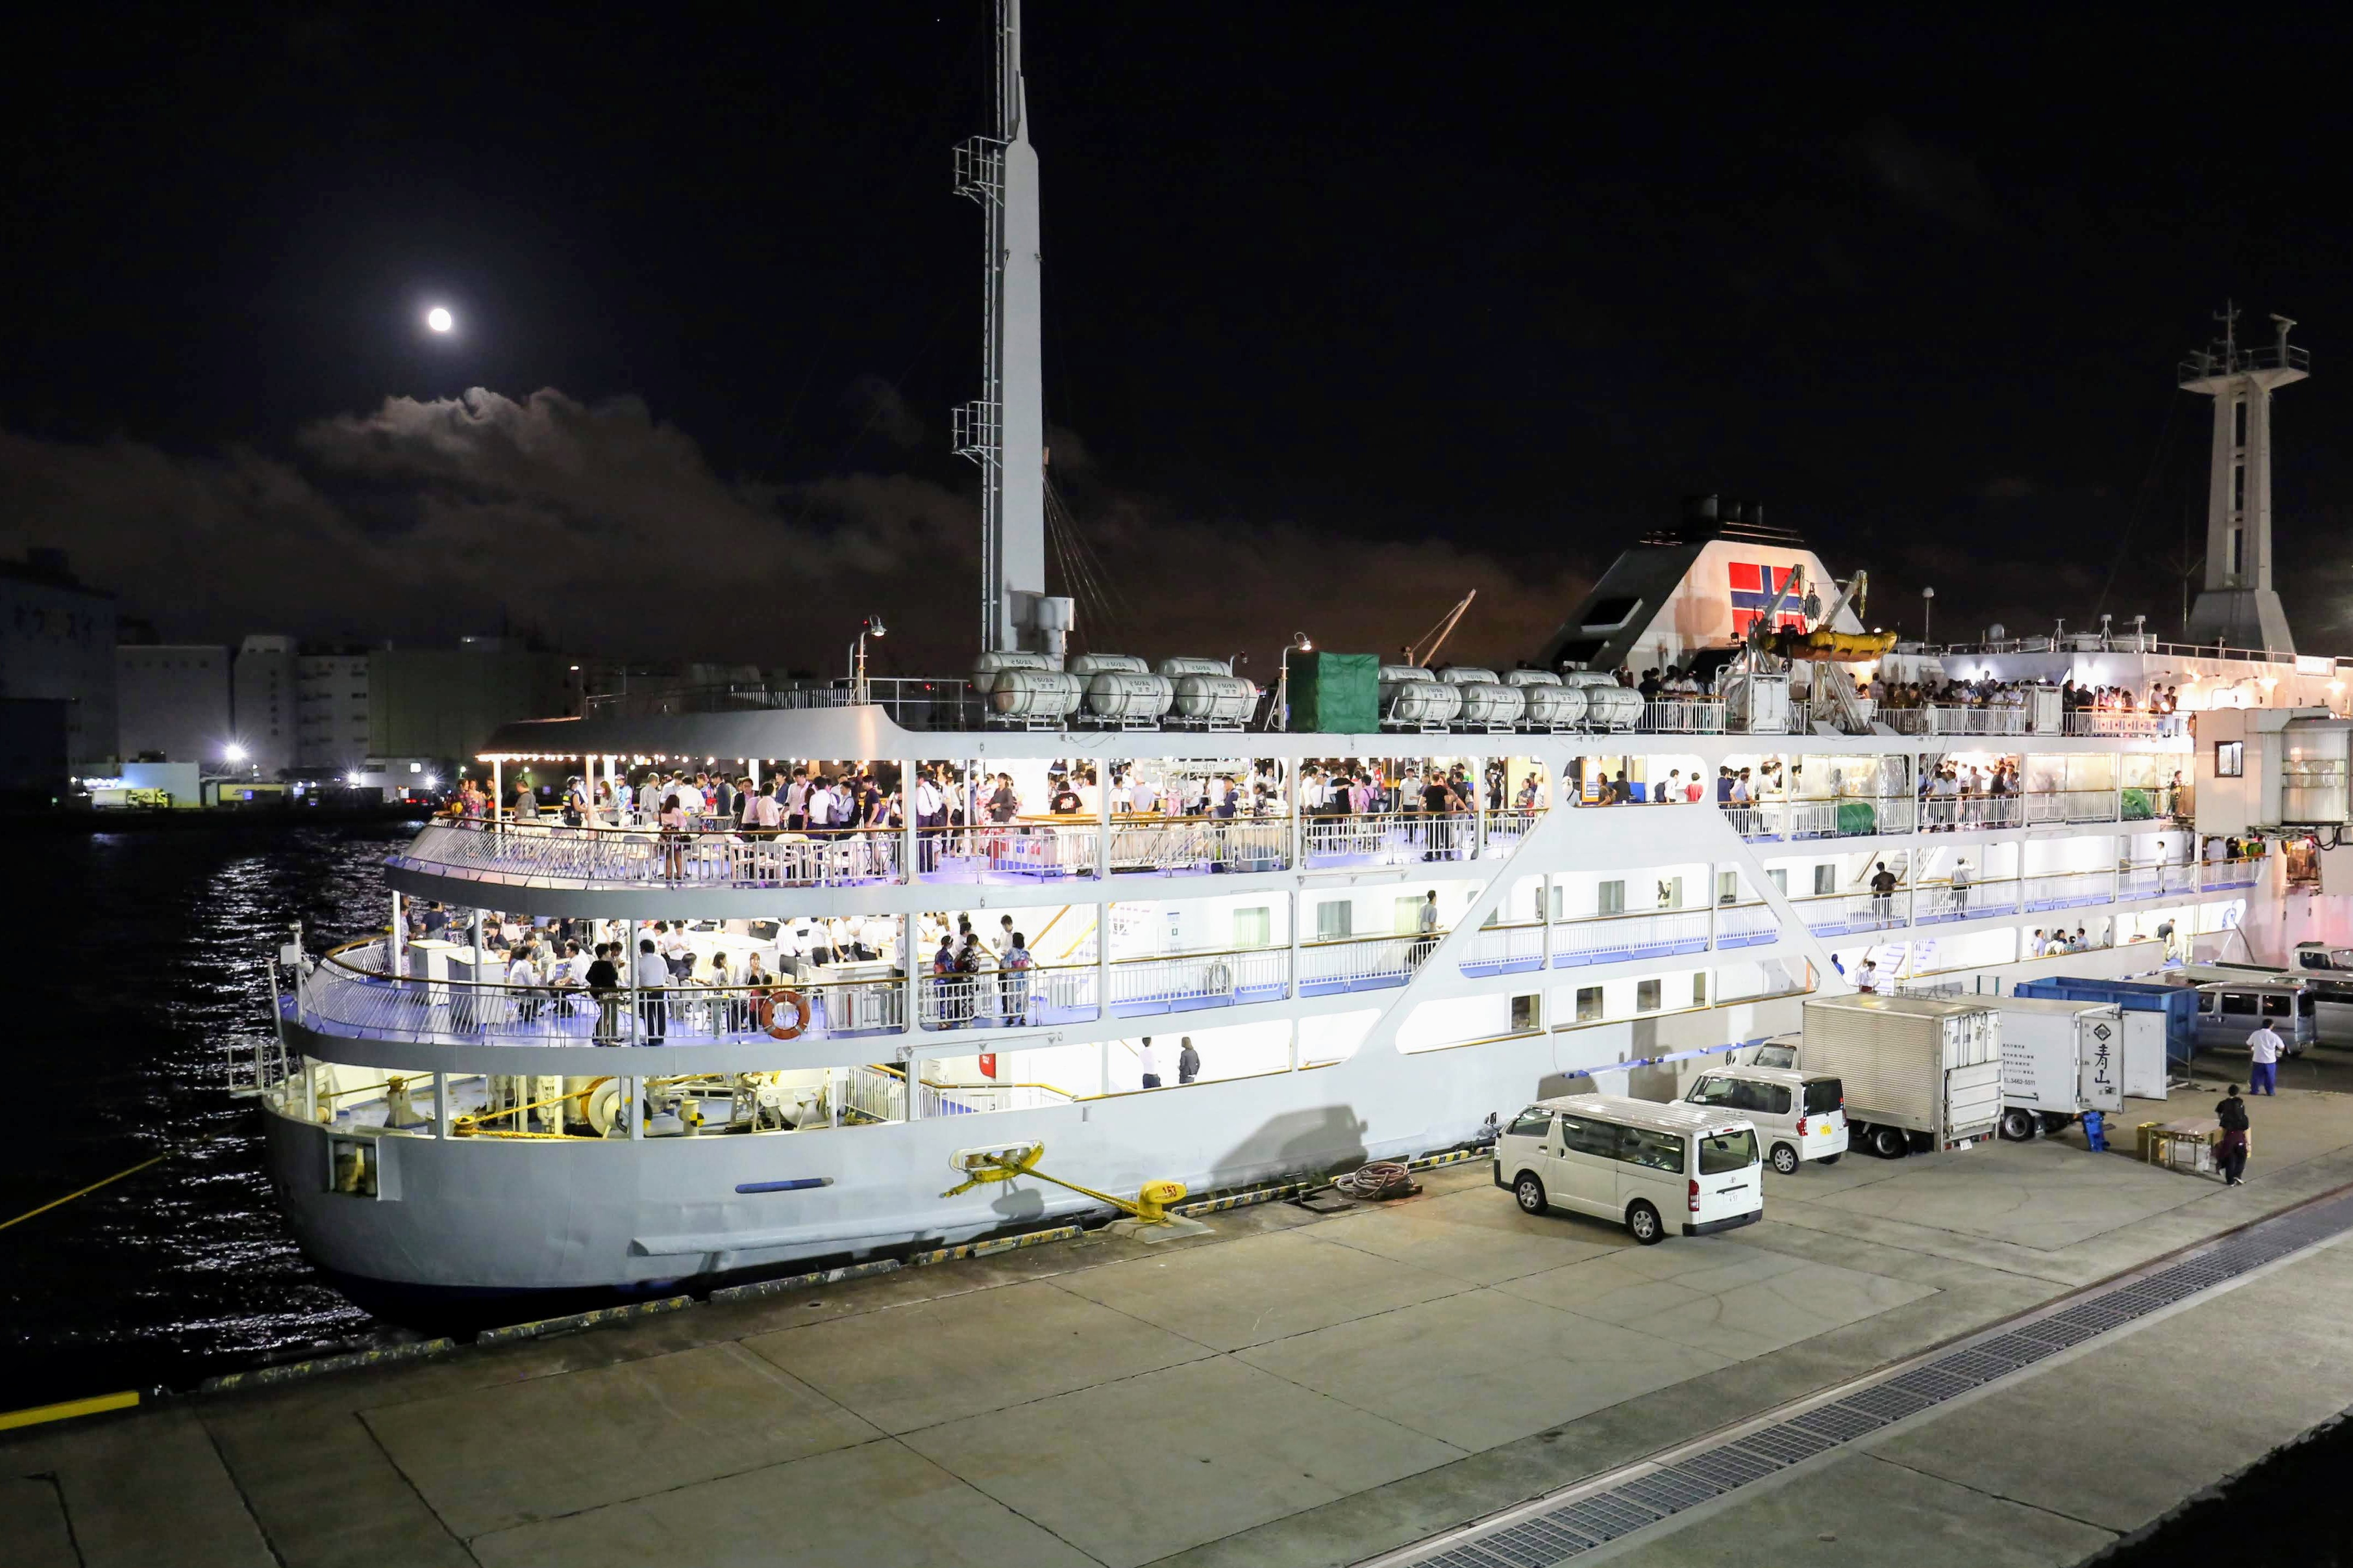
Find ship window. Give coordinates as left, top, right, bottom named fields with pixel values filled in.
left=1657, top=876, right=1683, bottom=909
left=327, top=1137, right=379, bottom=1198
left=1636, top=978, right=1662, bottom=1012
left=2216, top=741, right=2244, bottom=778
left=1315, top=901, right=1353, bottom=940
left=1233, top=907, right=1271, bottom=948
left=1597, top=880, right=1625, bottom=915
left=1813, top=865, right=1837, bottom=896
left=1693, top=972, right=1707, bottom=1005
left=1718, top=871, right=1739, bottom=904
left=1767, top=868, right=1787, bottom=894
left=1510, top=994, right=1541, bottom=1031
left=1394, top=896, right=1425, bottom=933
left=1576, top=986, right=1603, bottom=1022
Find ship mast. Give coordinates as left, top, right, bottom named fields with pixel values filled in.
left=954, top=0, right=1056, bottom=657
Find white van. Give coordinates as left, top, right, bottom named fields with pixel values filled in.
left=1737, top=1035, right=1802, bottom=1070
left=1493, top=1094, right=1763, bottom=1244
left=1684, top=1066, right=1848, bottom=1173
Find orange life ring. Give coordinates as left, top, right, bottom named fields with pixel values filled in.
left=759, top=988, right=813, bottom=1040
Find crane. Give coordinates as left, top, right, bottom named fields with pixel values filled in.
left=1403, top=591, right=1477, bottom=668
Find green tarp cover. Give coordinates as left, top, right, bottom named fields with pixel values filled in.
left=2122, top=787, right=2153, bottom=820
left=1836, top=799, right=1877, bottom=835
left=1290, top=652, right=1379, bottom=733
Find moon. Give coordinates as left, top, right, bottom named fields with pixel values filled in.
left=425, top=306, right=454, bottom=334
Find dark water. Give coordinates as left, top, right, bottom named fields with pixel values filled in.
left=0, top=823, right=418, bottom=1409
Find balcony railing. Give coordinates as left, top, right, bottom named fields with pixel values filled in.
left=1107, top=816, right=1287, bottom=876
left=1550, top=907, right=1711, bottom=967
left=1792, top=890, right=1910, bottom=937
left=2065, top=711, right=2186, bottom=739
left=1912, top=878, right=2022, bottom=923
left=398, top=820, right=905, bottom=890
left=2023, top=789, right=2121, bottom=825
left=2023, top=870, right=2114, bottom=911
left=1640, top=698, right=1726, bottom=734
left=2201, top=855, right=2266, bottom=891
left=1302, top=810, right=1477, bottom=867
left=1713, top=900, right=1778, bottom=948
left=1882, top=705, right=2027, bottom=736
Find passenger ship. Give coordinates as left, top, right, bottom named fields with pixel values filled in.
left=258, top=6, right=2352, bottom=1313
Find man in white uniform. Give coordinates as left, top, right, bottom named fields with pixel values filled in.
left=2246, top=1019, right=2285, bottom=1096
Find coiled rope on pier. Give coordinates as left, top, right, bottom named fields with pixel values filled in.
left=1330, top=1161, right=1419, bottom=1200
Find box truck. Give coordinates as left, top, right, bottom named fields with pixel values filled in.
left=1799, top=995, right=2003, bottom=1158
left=1989, top=996, right=2125, bottom=1141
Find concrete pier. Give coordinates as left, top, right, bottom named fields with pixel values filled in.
left=10, top=1064, right=2353, bottom=1568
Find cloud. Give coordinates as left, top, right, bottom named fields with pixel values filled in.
left=0, top=386, right=1588, bottom=678
left=843, top=374, right=925, bottom=450
left=1978, top=475, right=2040, bottom=500
left=1857, top=120, right=1994, bottom=232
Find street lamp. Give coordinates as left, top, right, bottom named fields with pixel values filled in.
left=1269, top=632, right=1312, bottom=731
left=850, top=615, right=888, bottom=704
left=1921, top=586, right=1935, bottom=646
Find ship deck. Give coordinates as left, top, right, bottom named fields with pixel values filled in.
left=18, top=1049, right=2353, bottom=1568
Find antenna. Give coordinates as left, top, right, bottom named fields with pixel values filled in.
left=1404, top=591, right=1477, bottom=667
left=953, top=0, right=1051, bottom=656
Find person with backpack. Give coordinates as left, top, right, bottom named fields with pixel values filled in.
left=2215, top=1083, right=2251, bottom=1186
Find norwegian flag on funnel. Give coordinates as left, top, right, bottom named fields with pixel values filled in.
left=1728, top=562, right=1806, bottom=636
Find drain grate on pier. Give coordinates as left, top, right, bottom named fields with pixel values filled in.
left=1383, top=1190, right=2353, bottom=1568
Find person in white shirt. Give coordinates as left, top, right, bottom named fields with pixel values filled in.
left=1854, top=958, right=1879, bottom=993
left=1136, top=1036, right=1162, bottom=1089
left=1948, top=859, right=1972, bottom=916
left=776, top=919, right=808, bottom=981
left=1129, top=772, right=1158, bottom=815
left=507, top=945, right=544, bottom=1022
left=633, top=939, right=670, bottom=1044
left=2246, top=1020, right=2284, bottom=1095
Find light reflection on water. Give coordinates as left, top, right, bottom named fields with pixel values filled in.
left=0, top=823, right=422, bottom=1407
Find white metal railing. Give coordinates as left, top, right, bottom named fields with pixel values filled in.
left=1881, top=705, right=2028, bottom=736
left=2065, top=711, right=2185, bottom=738
left=917, top=1081, right=1073, bottom=1116
left=2024, top=789, right=2120, bottom=825
left=1640, top=698, right=1726, bottom=734
left=400, top=819, right=905, bottom=889
left=1550, top=907, right=1711, bottom=966
left=1481, top=807, right=1546, bottom=853
left=1108, top=816, right=1288, bottom=874
left=1913, top=878, right=2021, bottom=922
left=2115, top=864, right=2159, bottom=900
left=1785, top=794, right=1916, bottom=838
left=1457, top=921, right=1546, bottom=973
left=298, top=957, right=908, bottom=1049
left=1949, top=794, right=2024, bottom=831
left=843, top=1064, right=909, bottom=1122
left=1298, top=933, right=1427, bottom=989
left=1302, top=810, right=1476, bottom=866
left=1713, top=901, right=1778, bottom=947
left=2024, top=870, right=2114, bottom=910
left=1720, top=802, right=1784, bottom=840
left=1791, top=890, right=1909, bottom=935
left=916, top=963, right=1093, bottom=1030
left=2201, top=856, right=2266, bottom=890
left=1108, top=947, right=1289, bottom=1008
left=2160, top=862, right=2199, bottom=894
left=977, top=823, right=1101, bottom=880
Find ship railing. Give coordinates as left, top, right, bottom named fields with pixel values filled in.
left=1106, top=814, right=1289, bottom=875
left=915, top=1080, right=1077, bottom=1117
left=970, top=822, right=1101, bottom=881
left=2065, top=711, right=2185, bottom=739
left=1719, top=802, right=1785, bottom=842
left=2161, top=861, right=2200, bottom=894
left=843, top=1063, right=912, bottom=1123
left=1301, top=810, right=1476, bottom=867
left=2115, top=864, right=2162, bottom=900
left=1791, top=889, right=1911, bottom=937
left=2201, top=854, right=2266, bottom=891
left=2023, top=789, right=2121, bottom=825
left=397, top=819, right=905, bottom=890
left=1712, top=899, right=1779, bottom=948
left=915, top=960, right=1094, bottom=1031
left=1784, top=793, right=1917, bottom=839
left=1456, top=920, right=1547, bottom=975
left=1297, top=932, right=1427, bottom=991
left=2023, top=870, right=2114, bottom=912
left=1550, top=907, right=1711, bottom=968
left=1947, top=794, right=2024, bottom=831
left=298, top=953, right=913, bottom=1049
left=1108, top=946, right=1289, bottom=1009
left=1881, top=705, right=2028, bottom=736
left=1913, top=878, right=2022, bottom=924
left=1480, top=807, right=1546, bottom=854
left=1640, top=698, right=1726, bottom=734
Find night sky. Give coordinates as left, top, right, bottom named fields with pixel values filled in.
left=4, top=7, right=2350, bottom=675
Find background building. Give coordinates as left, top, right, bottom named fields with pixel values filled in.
left=295, top=647, right=371, bottom=770
left=231, top=635, right=297, bottom=776
left=1, top=549, right=117, bottom=766
left=368, top=637, right=583, bottom=761
left=115, top=641, right=232, bottom=761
